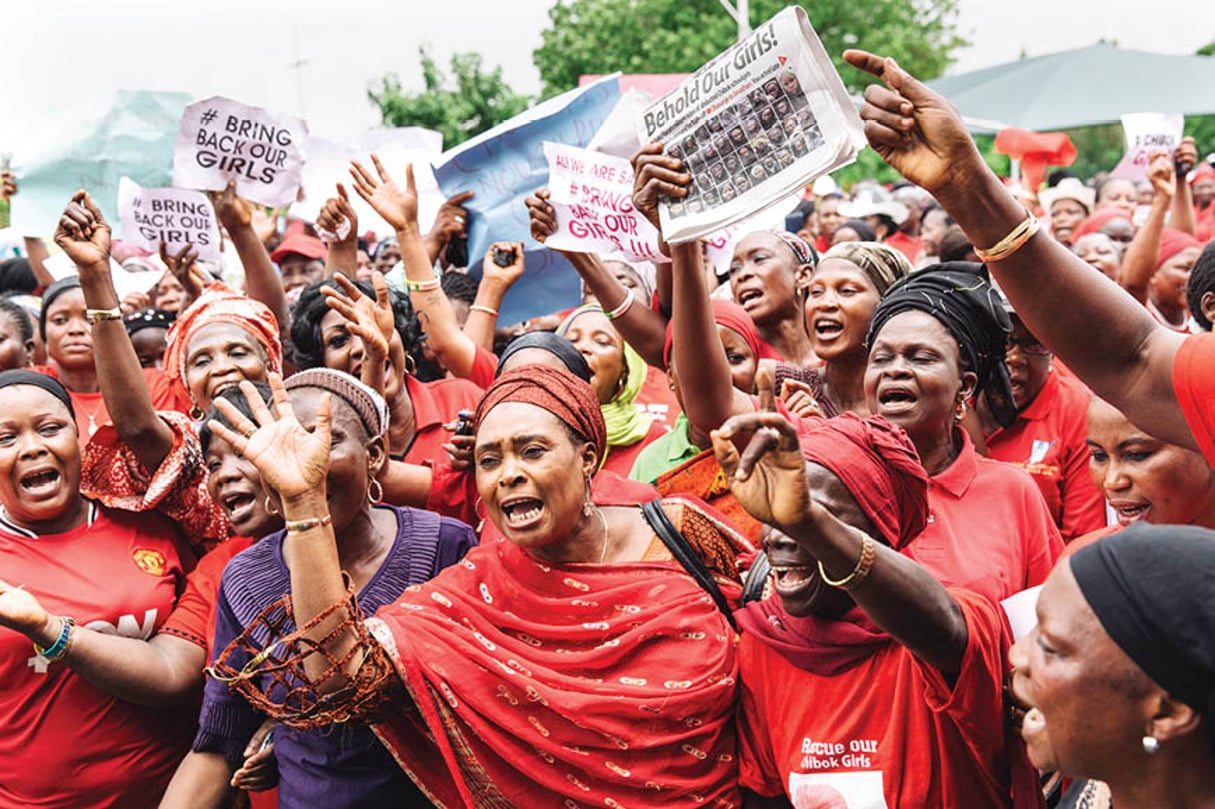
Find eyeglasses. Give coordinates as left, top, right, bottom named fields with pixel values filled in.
left=1006, top=336, right=1051, bottom=357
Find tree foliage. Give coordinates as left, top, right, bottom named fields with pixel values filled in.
left=369, top=49, right=531, bottom=148
left=534, top=0, right=968, bottom=98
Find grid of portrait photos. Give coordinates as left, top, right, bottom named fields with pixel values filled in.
left=664, top=69, right=826, bottom=220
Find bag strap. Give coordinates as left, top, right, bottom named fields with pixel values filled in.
left=740, top=552, right=771, bottom=605
left=641, top=499, right=738, bottom=631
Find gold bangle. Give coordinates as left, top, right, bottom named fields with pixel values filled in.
left=973, top=210, right=1041, bottom=263
left=469, top=304, right=499, bottom=317
left=284, top=514, right=333, bottom=533
left=85, top=307, right=123, bottom=325
left=818, top=533, right=876, bottom=591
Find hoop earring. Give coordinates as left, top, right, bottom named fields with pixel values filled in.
left=264, top=495, right=281, bottom=517
left=582, top=474, right=595, bottom=517
left=367, top=478, right=383, bottom=505
left=954, top=399, right=968, bottom=421
left=189, top=404, right=205, bottom=421
left=404, top=355, right=417, bottom=377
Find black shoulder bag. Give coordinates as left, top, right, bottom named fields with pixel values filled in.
left=640, top=499, right=738, bottom=631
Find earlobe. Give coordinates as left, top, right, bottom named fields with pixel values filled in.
left=1148, top=694, right=1204, bottom=743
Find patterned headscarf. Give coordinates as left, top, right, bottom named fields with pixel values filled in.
left=768, top=230, right=817, bottom=267
left=475, top=365, right=607, bottom=466
left=163, top=284, right=282, bottom=403
left=821, top=242, right=914, bottom=296
left=285, top=368, right=388, bottom=438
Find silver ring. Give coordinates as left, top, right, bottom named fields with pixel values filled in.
left=454, top=215, right=465, bottom=224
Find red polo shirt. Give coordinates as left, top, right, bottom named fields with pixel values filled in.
left=399, top=375, right=484, bottom=466
left=985, top=370, right=1106, bottom=543
left=907, top=430, right=1063, bottom=604
left=1174, top=333, right=1215, bottom=466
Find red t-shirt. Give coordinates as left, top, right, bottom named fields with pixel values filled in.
left=399, top=375, right=484, bottom=465
left=32, top=365, right=190, bottom=442
left=0, top=505, right=196, bottom=809
left=739, top=590, right=1014, bottom=807
left=884, top=230, right=923, bottom=264
left=1173, top=332, right=1215, bottom=467
left=636, top=365, right=682, bottom=428
left=600, top=420, right=669, bottom=478
left=160, top=536, right=254, bottom=656
left=907, top=430, right=1063, bottom=604
left=466, top=343, right=499, bottom=390
left=985, top=370, right=1106, bottom=543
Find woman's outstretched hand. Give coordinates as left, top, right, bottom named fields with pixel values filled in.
left=209, top=374, right=331, bottom=503
left=710, top=371, right=811, bottom=530
left=843, top=50, right=981, bottom=197
left=349, top=155, right=419, bottom=233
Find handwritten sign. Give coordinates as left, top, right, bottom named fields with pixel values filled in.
left=543, top=143, right=664, bottom=262
left=433, top=75, right=622, bottom=324
left=1110, top=112, right=1184, bottom=181
left=173, top=96, right=307, bottom=208
left=118, top=177, right=221, bottom=262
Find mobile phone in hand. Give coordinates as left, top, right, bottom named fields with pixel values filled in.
left=492, top=247, right=517, bottom=267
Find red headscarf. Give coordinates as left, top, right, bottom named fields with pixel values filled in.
left=163, top=283, right=282, bottom=401
left=1189, top=164, right=1215, bottom=186
left=736, top=414, right=930, bottom=676
left=475, top=365, right=607, bottom=464
left=1157, top=228, right=1203, bottom=269
left=662, top=298, right=763, bottom=368
left=1071, top=207, right=1133, bottom=243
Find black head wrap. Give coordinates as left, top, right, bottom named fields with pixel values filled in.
left=497, top=331, right=592, bottom=383
left=0, top=369, right=75, bottom=419
left=39, top=276, right=82, bottom=340
left=124, top=308, right=176, bottom=336
left=1070, top=523, right=1215, bottom=714
left=868, top=262, right=1016, bottom=427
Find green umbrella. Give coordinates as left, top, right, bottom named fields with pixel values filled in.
left=929, top=43, right=1215, bottom=131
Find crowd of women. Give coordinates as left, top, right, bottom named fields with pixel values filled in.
left=0, top=47, right=1212, bottom=809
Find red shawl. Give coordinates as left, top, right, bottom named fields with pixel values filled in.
left=369, top=523, right=743, bottom=807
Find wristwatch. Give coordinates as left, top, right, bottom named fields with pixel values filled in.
left=85, top=307, right=123, bottom=325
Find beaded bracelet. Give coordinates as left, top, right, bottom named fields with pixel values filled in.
left=405, top=277, right=442, bottom=292
left=974, top=210, right=1041, bottom=263
left=34, top=616, right=76, bottom=662
left=604, top=288, right=636, bottom=321
left=818, top=533, right=876, bottom=591
left=285, top=514, right=333, bottom=534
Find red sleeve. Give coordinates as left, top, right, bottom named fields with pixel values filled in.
left=1173, top=333, right=1215, bottom=467
left=144, top=367, right=192, bottom=415
left=160, top=538, right=252, bottom=653
left=736, top=637, right=787, bottom=798
left=466, top=344, right=499, bottom=390
left=424, top=460, right=481, bottom=528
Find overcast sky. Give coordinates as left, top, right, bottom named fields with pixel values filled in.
left=2, top=0, right=1213, bottom=157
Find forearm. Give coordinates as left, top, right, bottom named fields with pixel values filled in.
left=398, top=224, right=474, bottom=375
left=378, top=460, right=434, bottom=508
left=229, top=226, right=287, bottom=333
left=23, top=238, right=54, bottom=288
left=326, top=239, right=359, bottom=279
left=786, top=507, right=967, bottom=673
left=64, top=632, right=204, bottom=706
left=1118, top=197, right=1168, bottom=303
left=159, top=751, right=236, bottom=809
left=278, top=492, right=362, bottom=689
left=463, top=279, right=510, bottom=351
left=567, top=251, right=667, bottom=367
left=1171, top=180, right=1195, bottom=235
left=78, top=262, right=174, bottom=470
left=671, top=242, right=744, bottom=433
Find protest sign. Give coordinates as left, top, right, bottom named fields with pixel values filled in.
left=7, top=90, right=189, bottom=237
left=1109, top=113, right=1185, bottom=181
left=117, top=177, right=221, bottom=262
left=637, top=6, right=864, bottom=244
left=291, top=127, right=446, bottom=238
left=173, top=97, right=307, bottom=208
left=433, top=75, right=622, bottom=324
left=543, top=143, right=664, bottom=262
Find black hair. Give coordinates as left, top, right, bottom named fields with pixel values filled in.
left=1046, top=170, right=1077, bottom=188
left=1188, top=242, right=1215, bottom=331
left=938, top=227, right=975, bottom=263
left=921, top=203, right=954, bottom=226
left=39, top=276, right=81, bottom=340
left=440, top=272, right=479, bottom=306
left=288, top=278, right=431, bottom=379
left=199, top=382, right=274, bottom=455
left=0, top=297, right=34, bottom=345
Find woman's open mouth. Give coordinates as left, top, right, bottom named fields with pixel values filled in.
left=20, top=468, right=61, bottom=498
left=1109, top=500, right=1150, bottom=525
left=221, top=490, right=258, bottom=525
left=877, top=386, right=918, bottom=414
left=812, top=318, right=845, bottom=342
left=501, top=497, right=545, bottom=530
left=770, top=564, right=821, bottom=599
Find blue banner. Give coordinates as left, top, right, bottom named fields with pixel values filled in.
left=433, top=75, right=622, bottom=324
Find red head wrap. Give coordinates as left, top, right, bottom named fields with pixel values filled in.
left=1070, top=207, right=1133, bottom=243
left=1189, top=164, right=1215, bottom=185
left=163, top=283, right=283, bottom=401
left=475, top=366, right=607, bottom=465
left=663, top=298, right=763, bottom=368
left=797, top=413, right=929, bottom=550
left=1157, top=229, right=1203, bottom=270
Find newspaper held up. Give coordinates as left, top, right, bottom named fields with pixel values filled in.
left=637, top=6, right=865, bottom=244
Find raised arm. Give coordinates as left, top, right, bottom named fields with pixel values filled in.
left=711, top=405, right=967, bottom=673
left=463, top=242, right=525, bottom=352
left=844, top=50, right=1194, bottom=451
left=316, top=183, right=360, bottom=279
left=424, top=191, right=474, bottom=268
left=212, top=182, right=288, bottom=336
left=54, top=192, right=176, bottom=471
left=1170, top=137, right=1198, bottom=236
left=525, top=187, right=669, bottom=367
left=1118, top=152, right=1173, bottom=305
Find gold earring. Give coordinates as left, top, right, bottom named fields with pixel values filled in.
left=582, top=474, right=594, bottom=517
left=367, top=478, right=383, bottom=505
left=264, top=495, right=281, bottom=516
